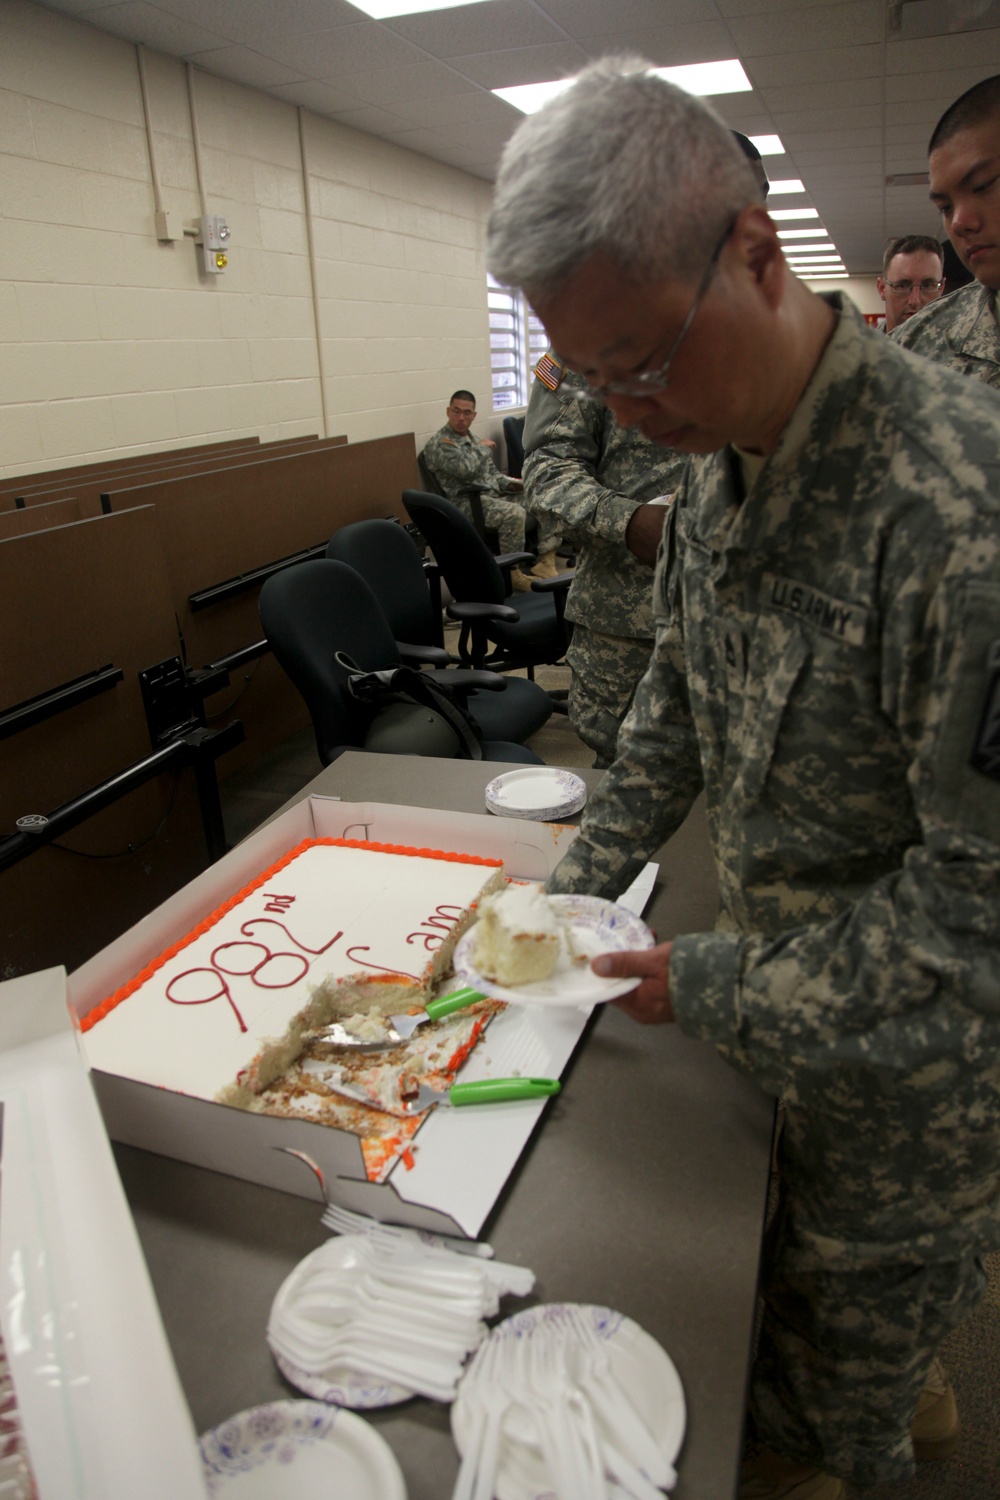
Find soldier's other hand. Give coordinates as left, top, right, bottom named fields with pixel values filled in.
left=507, top=477, right=524, bottom=490
left=479, top=437, right=497, bottom=448
left=592, top=941, right=675, bottom=1023
left=625, top=503, right=669, bottom=567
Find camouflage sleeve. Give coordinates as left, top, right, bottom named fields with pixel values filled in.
left=671, top=572, right=1000, bottom=1101
left=521, top=376, right=643, bottom=545
left=545, top=494, right=705, bottom=897
left=421, top=432, right=494, bottom=496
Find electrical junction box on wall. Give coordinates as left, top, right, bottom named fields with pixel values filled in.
left=198, top=214, right=230, bottom=273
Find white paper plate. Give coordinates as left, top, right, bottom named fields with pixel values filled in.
left=453, top=894, right=654, bottom=1006
left=451, top=1304, right=685, bottom=1500
left=200, top=1400, right=406, bottom=1499
left=485, top=768, right=587, bottom=821
left=267, top=1239, right=414, bottom=1408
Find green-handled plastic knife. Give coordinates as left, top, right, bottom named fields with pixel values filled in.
left=407, top=1077, right=561, bottom=1111
left=320, top=985, right=485, bottom=1050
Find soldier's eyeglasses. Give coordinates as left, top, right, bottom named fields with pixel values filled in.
left=569, top=219, right=735, bottom=404
left=885, top=279, right=943, bottom=294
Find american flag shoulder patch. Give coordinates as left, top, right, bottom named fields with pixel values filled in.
left=533, top=352, right=565, bottom=391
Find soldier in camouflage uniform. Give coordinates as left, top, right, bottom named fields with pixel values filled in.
left=894, top=75, right=1000, bottom=388
left=420, top=390, right=562, bottom=586
left=521, top=357, right=686, bottom=765
left=488, top=58, right=1000, bottom=1498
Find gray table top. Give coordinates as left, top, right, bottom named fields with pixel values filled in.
left=117, top=751, right=774, bottom=1500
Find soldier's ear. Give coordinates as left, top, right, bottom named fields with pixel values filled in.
left=735, top=205, right=784, bottom=310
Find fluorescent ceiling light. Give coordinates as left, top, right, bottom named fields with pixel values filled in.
left=798, top=272, right=849, bottom=280
left=783, top=244, right=838, bottom=254
left=778, top=227, right=828, bottom=239
left=350, top=0, right=495, bottom=16
left=495, top=58, right=752, bottom=114
left=787, top=256, right=843, bottom=264
left=769, top=208, right=819, bottom=221
left=749, top=134, right=784, bottom=155
left=767, top=179, right=806, bottom=194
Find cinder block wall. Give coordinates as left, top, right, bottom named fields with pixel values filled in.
left=1, top=0, right=499, bottom=478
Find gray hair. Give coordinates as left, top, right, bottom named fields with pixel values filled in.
left=487, top=57, right=760, bottom=301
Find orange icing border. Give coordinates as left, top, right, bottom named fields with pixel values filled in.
left=82, top=836, right=502, bottom=1033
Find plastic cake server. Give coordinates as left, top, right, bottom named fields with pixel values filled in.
left=405, top=1077, right=561, bottom=1111
left=319, top=985, right=485, bottom=1050
left=301, top=1062, right=560, bottom=1115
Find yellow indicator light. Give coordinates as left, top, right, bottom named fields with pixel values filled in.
left=215, top=252, right=228, bottom=269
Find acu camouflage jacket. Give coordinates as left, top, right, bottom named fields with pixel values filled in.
left=549, top=296, right=1000, bottom=1254
left=893, top=280, right=1000, bottom=389
left=522, top=359, right=687, bottom=637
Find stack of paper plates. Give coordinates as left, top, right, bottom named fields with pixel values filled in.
left=485, top=768, right=587, bottom=822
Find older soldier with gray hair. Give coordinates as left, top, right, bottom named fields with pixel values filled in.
left=488, top=57, right=1000, bottom=1500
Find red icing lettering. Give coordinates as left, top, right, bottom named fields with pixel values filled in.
left=167, top=967, right=248, bottom=1033
left=345, top=946, right=420, bottom=982
left=240, top=918, right=343, bottom=956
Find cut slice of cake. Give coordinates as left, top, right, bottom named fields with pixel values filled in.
left=80, top=837, right=504, bottom=1109
left=471, top=881, right=566, bottom=986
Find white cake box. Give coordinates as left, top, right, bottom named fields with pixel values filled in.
left=67, top=797, right=586, bottom=1240
left=0, top=967, right=208, bottom=1500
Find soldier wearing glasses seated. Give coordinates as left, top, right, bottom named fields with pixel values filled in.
left=487, top=55, right=1000, bottom=1500
left=877, top=234, right=944, bottom=332
left=895, top=75, right=1000, bottom=388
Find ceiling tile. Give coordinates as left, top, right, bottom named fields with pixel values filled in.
left=268, top=78, right=367, bottom=113
left=264, top=22, right=426, bottom=77
left=384, top=0, right=563, bottom=60
left=538, top=0, right=722, bottom=31
left=447, top=42, right=591, bottom=90
left=154, top=0, right=361, bottom=42
left=887, top=29, right=1000, bottom=73
left=745, top=42, right=882, bottom=86
left=388, top=88, right=516, bottom=131
left=572, top=20, right=741, bottom=67
left=76, top=2, right=230, bottom=52
left=326, top=103, right=415, bottom=137
left=757, top=77, right=883, bottom=113
left=727, top=3, right=884, bottom=56
left=186, top=45, right=306, bottom=89
left=339, top=60, right=480, bottom=109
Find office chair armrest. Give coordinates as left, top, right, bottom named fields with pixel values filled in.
left=446, top=600, right=520, bottom=624
left=426, top=668, right=507, bottom=693
left=529, top=571, right=575, bottom=592
left=396, top=641, right=460, bottom=667
left=494, top=550, right=534, bottom=569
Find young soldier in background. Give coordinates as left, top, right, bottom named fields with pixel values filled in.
left=895, top=74, right=1000, bottom=387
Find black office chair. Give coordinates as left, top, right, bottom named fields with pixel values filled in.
left=259, top=559, right=544, bottom=766
left=326, top=519, right=553, bottom=746
left=503, top=414, right=526, bottom=479
left=401, top=492, right=572, bottom=708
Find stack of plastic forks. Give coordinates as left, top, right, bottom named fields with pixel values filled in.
left=451, top=1303, right=679, bottom=1500
left=268, top=1226, right=535, bottom=1402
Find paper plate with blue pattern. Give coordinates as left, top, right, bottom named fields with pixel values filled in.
left=484, top=767, right=587, bottom=822
left=200, top=1400, right=406, bottom=1499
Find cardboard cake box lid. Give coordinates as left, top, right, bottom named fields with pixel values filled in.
left=0, top=967, right=208, bottom=1500
left=66, top=798, right=588, bottom=1238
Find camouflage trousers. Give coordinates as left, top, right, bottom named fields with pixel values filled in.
left=455, top=494, right=562, bottom=558
left=750, top=1121, right=988, bottom=1486
left=566, top=624, right=654, bottom=768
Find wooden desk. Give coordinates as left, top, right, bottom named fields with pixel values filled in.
left=115, top=751, right=774, bottom=1500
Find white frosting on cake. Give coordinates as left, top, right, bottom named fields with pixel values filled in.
left=81, top=839, right=503, bottom=1105
left=472, top=881, right=564, bottom=985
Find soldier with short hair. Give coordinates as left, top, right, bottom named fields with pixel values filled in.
left=420, top=389, right=562, bottom=591
left=488, top=56, right=1000, bottom=1500
left=894, top=75, right=1000, bottom=386
left=877, top=234, right=944, bottom=332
